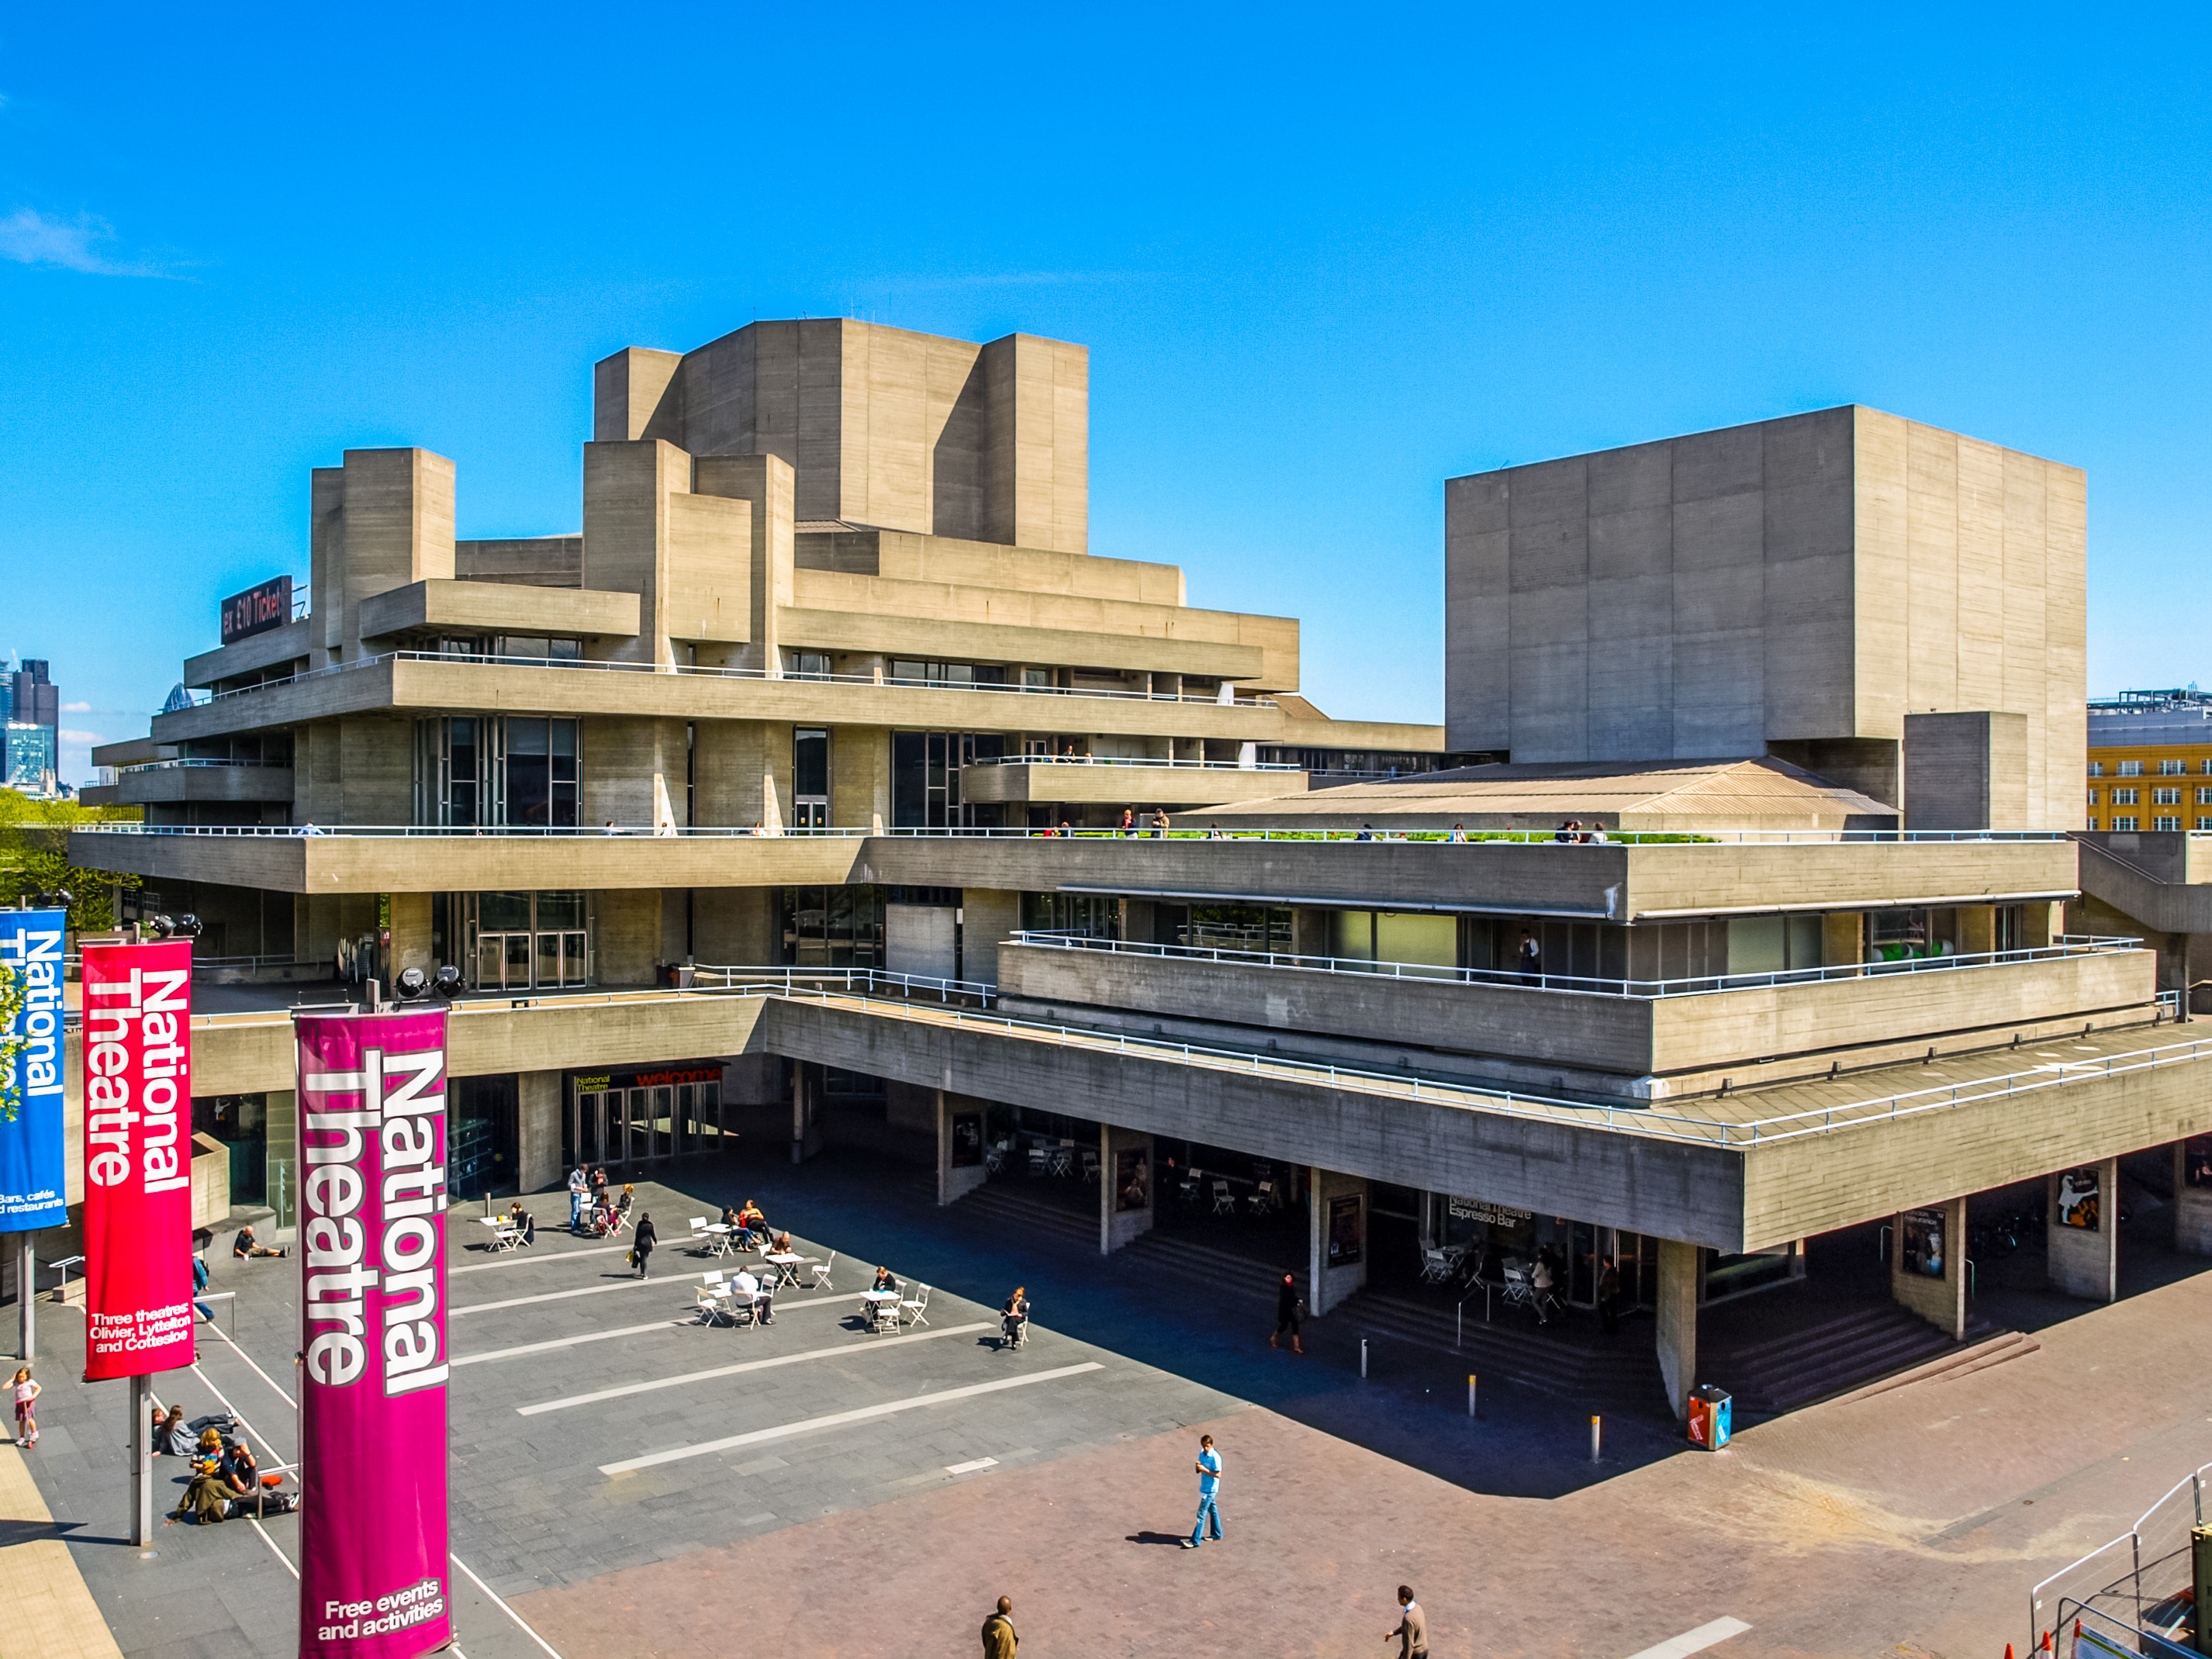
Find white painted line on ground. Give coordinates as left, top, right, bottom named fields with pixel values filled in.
left=600, top=1362, right=1106, bottom=1475
left=455, top=1277, right=867, bottom=1317
left=454, top=1319, right=690, bottom=1367
left=945, top=1457, right=999, bottom=1475
left=451, top=1551, right=565, bottom=1659
left=1623, top=1616, right=1752, bottom=1659
left=518, top=1323, right=995, bottom=1415
left=249, top=1517, right=299, bottom=1578
left=201, top=1312, right=299, bottom=1409
left=451, top=1243, right=635, bottom=1275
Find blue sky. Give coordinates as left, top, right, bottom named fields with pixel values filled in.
left=2, top=5, right=2207, bottom=782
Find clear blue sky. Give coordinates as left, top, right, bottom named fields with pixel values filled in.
left=3, top=5, right=2207, bottom=783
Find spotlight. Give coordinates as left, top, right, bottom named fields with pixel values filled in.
left=394, top=966, right=430, bottom=1001
left=432, top=965, right=463, bottom=999
left=174, top=913, right=203, bottom=939
left=148, top=914, right=176, bottom=938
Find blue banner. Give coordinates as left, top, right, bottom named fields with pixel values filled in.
left=0, top=910, right=68, bottom=1230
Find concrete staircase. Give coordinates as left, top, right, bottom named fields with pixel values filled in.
left=1705, top=1302, right=1994, bottom=1414
left=945, top=1180, right=1098, bottom=1251
left=1343, top=1289, right=1666, bottom=1402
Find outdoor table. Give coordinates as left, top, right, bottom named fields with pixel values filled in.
left=702, top=1223, right=735, bottom=1257
left=476, top=1217, right=520, bottom=1250
left=763, top=1251, right=807, bottom=1287
left=861, top=1287, right=903, bottom=1327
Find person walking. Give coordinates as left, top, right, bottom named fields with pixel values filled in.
left=1384, top=1585, right=1428, bottom=1657
left=11, top=1367, right=40, bottom=1448
left=192, top=1248, right=216, bottom=1323
left=631, top=1213, right=658, bottom=1277
left=1597, top=1258, right=1622, bottom=1336
left=1181, top=1433, right=1224, bottom=1548
left=980, top=1595, right=1018, bottom=1657
left=1268, top=1272, right=1304, bottom=1355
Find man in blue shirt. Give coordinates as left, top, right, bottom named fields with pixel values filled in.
left=1182, top=1433, right=1223, bottom=1548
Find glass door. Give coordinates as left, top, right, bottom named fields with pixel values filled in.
left=575, top=1090, right=603, bottom=1166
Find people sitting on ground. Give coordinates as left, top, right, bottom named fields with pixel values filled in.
left=233, top=1225, right=285, bottom=1260
left=154, top=1405, right=192, bottom=1456
left=168, top=1448, right=240, bottom=1526
left=221, top=1436, right=260, bottom=1487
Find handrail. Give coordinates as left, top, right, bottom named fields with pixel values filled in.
left=178, top=648, right=1281, bottom=710
left=175, top=976, right=2210, bottom=1148
left=118, top=758, right=292, bottom=772
left=69, top=821, right=2071, bottom=845
left=1003, top=931, right=2150, bottom=999
left=966, top=755, right=1303, bottom=772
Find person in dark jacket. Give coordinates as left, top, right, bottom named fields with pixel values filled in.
left=631, top=1214, right=658, bottom=1277
left=980, top=1595, right=1018, bottom=1657
left=1269, top=1272, right=1305, bottom=1354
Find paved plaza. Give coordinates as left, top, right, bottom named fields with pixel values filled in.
left=5, top=1149, right=2210, bottom=1657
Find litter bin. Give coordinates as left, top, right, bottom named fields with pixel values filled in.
left=1686, top=1385, right=1732, bottom=1450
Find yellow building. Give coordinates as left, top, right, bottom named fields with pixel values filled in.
left=2085, top=691, right=2212, bottom=831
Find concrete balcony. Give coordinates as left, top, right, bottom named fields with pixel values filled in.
left=990, top=933, right=2161, bottom=1092
left=959, top=757, right=1307, bottom=807
left=357, top=579, right=641, bottom=642
left=143, top=652, right=1442, bottom=753
left=88, top=762, right=296, bottom=808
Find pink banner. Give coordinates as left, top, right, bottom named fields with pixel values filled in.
left=297, top=1010, right=453, bottom=1659
left=81, top=941, right=196, bottom=1382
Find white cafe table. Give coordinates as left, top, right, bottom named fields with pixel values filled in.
left=762, top=1251, right=808, bottom=1287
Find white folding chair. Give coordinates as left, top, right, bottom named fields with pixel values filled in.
left=809, top=1251, right=836, bottom=1291
left=1049, top=1146, right=1074, bottom=1177
left=1419, top=1248, right=1452, bottom=1284
left=687, top=1216, right=709, bottom=1253
left=900, top=1284, right=931, bottom=1329
left=1211, top=1179, right=1236, bottom=1216
left=873, top=1296, right=903, bottom=1334
left=1027, top=1146, right=1049, bottom=1177
left=1248, top=1180, right=1274, bottom=1217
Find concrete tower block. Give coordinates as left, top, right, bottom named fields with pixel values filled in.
left=582, top=438, right=694, bottom=667
left=694, top=453, right=796, bottom=674
left=980, top=334, right=1089, bottom=555
left=311, top=448, right=458, bottom=661
left=594, top=347, right=684, bottom=444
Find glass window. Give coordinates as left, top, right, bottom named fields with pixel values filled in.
left=2113, top=816, right=2139, bottom=831
left=2156, top=817, right=2182, bottom=831
left=2155, top=788, right=2182, bottom=805
left=2087, top=762, right=2103, bottom=777
left=2200, top=817, right=2211, bottom=831
left=2120, top=761, right=2143, bottom=776
left=2089, top=790, right=2100, bottom=805
left=2162, top=759, right=2186, bottom=775
left=2113, top=789, right=2138, bottom=805
left=793, top=728, right=829, bottom=799
left=537, top=890, right=585, bottom=930
left=480, top=890, right=533, bottom=931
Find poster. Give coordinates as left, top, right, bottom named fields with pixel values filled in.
left=2056, top=1166, right=2101, bottom=1232
left=2184, top=1138, right=2212, bottom=1189
left=297, top=1009, right=453, bottom=1659
left=950, top=1113, right=982, bottom=1167
left=1327, top=1193, right=1363, bottom=1266
left=0, top=910, right=68, bottom=1230
left=80, top=940, right=196, bottom=1381
left=1900, top=1207, right=1946, bottom=1278
left=1114, top=1147, right=1149, bottom=1212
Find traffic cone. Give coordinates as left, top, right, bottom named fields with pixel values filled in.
left=2004, top=1645, right=2015, bottom=1659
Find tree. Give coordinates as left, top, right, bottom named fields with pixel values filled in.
left=0, top=960, right=20, bottom=1123
left=0, top=789, right=143, bottom=932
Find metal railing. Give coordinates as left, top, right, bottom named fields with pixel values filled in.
left=178, top=648, right=1280, bottom=710
left=117, top=758, right=292, bottom=772
left=965, top=754, right=1302, bottom=772
left=2030, top=1460, right=2212, bottom=1654
left=173, top=976, right=2203, bottom=1147
left=69, top=821, right=2072, bottom=845
left=1004, top=931, right=2150, bottom=999
left=688, top=964, right=997, bottom=1004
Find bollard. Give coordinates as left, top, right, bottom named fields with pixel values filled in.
left=1360, top=1337, right=1368, bottom=1378
left=1589, top=1414, right=1602, bottom=1461
left=1455, top=1305, right=1462, bottom=1351
left=1467, top=1374, right=1478, bottom=1419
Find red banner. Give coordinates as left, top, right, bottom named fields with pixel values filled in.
left=81, top=941, right=198, bottom=1382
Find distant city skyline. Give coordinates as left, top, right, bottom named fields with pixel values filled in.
left=4, top=8, right=2207, bottom=783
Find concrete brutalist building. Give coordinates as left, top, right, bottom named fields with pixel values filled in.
left=67, top=333, right=2212, bottom=1420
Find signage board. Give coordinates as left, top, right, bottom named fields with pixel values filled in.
left=0, top=910, right=67, bottom=1230
left=297, top=1008, right=453, bottom=1659
left=1448, top=1196, right=1533, bottom=1227
left=219, top=575, right=293, bottom=645
left=80, top=940, right=196, bottom=1381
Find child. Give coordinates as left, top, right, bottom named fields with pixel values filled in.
left=11, top=1367, right=40, bottom=1448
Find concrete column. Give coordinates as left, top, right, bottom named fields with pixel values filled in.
left=936, top=1090, right=987, bottom=1207
left=1889, top=1196, right=1969, bottom=1340
left=2046, top=1158, right=2120, bottom=1301
left=790, top=1063, right=821, bottom=1165
left=389, top=891, right=433, bottom=978
left=264, top=1089, right=297, bottom=1232
left=1306, top=1167, right=1367, bottom=1315
left=517, top=1070, right=562, bottom=1194
left=2173, top=1142, right=2212, bottom=1254
left=1099, top=1125, right=1154, bottom=1255
left=1655, top=1238, right=1699, bottom=1421
left=961, top=890, right=1023, bottom=988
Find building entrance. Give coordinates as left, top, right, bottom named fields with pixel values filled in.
left=455, top=890, right=591, bottom=990
left=569, top=1061, right=728, bottom=1171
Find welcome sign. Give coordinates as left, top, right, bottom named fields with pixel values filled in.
left=80, top=939, right=196, bottom=1381
left=0, top=910, right=67, bottom=1229
left=296, top=1009, right=452, bottom=1659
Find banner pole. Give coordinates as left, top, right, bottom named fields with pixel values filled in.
left=130, top=1374, right=153, bottom=1545
left=16, top=1233, right=33, bottom=1360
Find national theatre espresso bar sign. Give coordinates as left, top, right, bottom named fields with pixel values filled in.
left=296, top=1009, right=453, bottom=1659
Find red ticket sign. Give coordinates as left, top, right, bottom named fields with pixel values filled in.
left=81, top=941, right=198, bottom=1381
